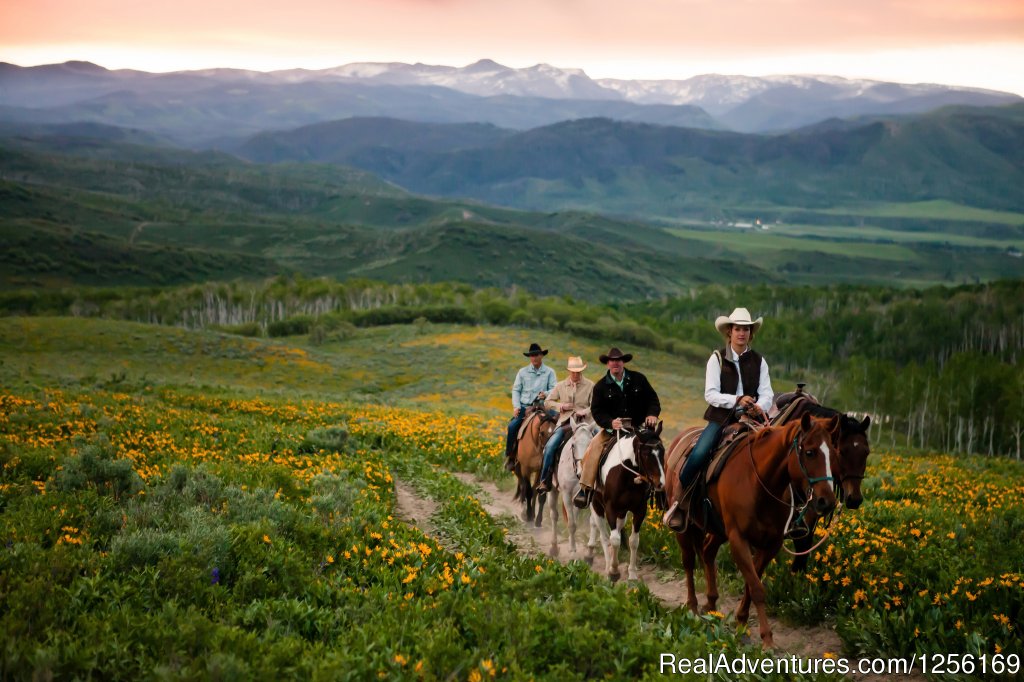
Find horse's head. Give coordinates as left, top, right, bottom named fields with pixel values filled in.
left=632, top=421, right=666, bottom=490
left=792, top=413, right=839, bottom=517
left=569, top=418, right=596, bottom=457
left=836, top=415, right=870, bottom=509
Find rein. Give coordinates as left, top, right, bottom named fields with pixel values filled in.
left=612, top=430, right=663, bottom=489
left=783, top=502, right=843, bottom=556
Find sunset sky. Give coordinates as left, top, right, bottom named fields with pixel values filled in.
left=3, top=0, right=1024, bottom=94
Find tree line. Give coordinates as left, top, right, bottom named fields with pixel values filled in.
left=3, top=277, right=1021, bottom=458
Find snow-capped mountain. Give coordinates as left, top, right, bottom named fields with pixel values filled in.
left=286, top=59, right=622, bottom=100
left=1, top=59, right=1019, bottom=136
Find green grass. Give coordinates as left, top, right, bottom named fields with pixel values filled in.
left=816, top=200, right=1024, bottom=225
left=664, top=226, right=918, bottom=261
left=768, top=223, right=1024, bottom=250
left=0, top=317, right=713, bottom=431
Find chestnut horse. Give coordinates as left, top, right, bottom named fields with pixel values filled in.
left=589, top=422, right=666, bottom=582
left=664, top=413, right=839, bottom=648
left=513, top=405, right=557, bottom=526
left=771, top=393, right=871, bottom=571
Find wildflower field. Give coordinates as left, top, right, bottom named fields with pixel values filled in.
left=1, top=317, right=1022, bottom=679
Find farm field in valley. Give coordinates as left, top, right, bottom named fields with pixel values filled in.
left=1, top=317, right=1021, bottom=680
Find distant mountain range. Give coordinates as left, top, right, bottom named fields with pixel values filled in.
left=0, top=60, right=1018, bottom=144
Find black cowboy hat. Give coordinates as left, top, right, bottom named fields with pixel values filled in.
left=599, top=347, right=633, bottom=364
left=523, top=342, right=549, bottom=357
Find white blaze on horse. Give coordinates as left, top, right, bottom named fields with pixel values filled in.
left=546, top=417, right=600, bottom=557
left=587, top=423, right=666, bottom=582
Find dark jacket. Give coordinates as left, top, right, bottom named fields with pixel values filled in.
left=591, top=369, right=661, bottom=430
left=704, top=347, right=764, bottom=425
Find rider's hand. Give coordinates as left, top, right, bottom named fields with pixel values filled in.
left=645, top=415, right=658, bottom=428
left=537, top=391, right=547, bottom=399
left=574, top=411, right=587, bottom=419
left=611, top=418, right=624, bottom=430
left=738, top=395, right=756, bottom=408
left=514, top=407, right=521, bottom=418
left=561, top=402, right=573, bottom=412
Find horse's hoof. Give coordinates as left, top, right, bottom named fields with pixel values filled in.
left=608, top=572, right=620, bottom=584
left=548, top=545, right=559, bottom=558
left=628, top=572, right=640, bottom=582
left=583, top=555, right=594, bottom=566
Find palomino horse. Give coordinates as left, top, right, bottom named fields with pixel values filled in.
left=665, top=413, right=839, bottom=648
left=513, top=402, right=557, bottom=526
left=588, top=423, right=666, bottom=582
left=771, top=393, right=871, bottom=571
left=546, top=418, right=600, bottom=557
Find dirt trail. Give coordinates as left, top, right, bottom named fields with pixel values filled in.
left=443, top=471, right=922, bottom=682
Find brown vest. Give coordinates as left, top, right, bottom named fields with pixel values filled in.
left=703, top=347, right=763, bottom=425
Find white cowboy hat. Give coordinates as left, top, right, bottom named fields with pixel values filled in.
left=714, top=307, right=763, bottom=337
left=566, top=356, right=587, bottom=372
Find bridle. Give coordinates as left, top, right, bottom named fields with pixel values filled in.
left=615, top=427, right=665, bottom=491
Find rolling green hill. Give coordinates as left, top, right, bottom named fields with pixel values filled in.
left=3, top=129, right=1022, bottom=293
left=235, top=106, right=1024, bottom=217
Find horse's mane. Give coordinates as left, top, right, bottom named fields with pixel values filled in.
left=805, top=404, right=839, bottom=418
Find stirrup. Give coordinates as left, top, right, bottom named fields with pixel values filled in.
left=535, top=479, right=551, bottom=493
left=572, top=488, right=591, bottom=509
left=504, top=457, right=517, bottom=472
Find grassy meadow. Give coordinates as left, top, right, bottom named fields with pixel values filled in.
left=2, top=316, right=1022, bottom=680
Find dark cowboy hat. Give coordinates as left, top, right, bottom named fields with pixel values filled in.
left=599, top=347, right=633, bottom=364
left=523, top=342, right=549, bottom=357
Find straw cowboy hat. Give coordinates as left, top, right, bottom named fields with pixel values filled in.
left=523, top=342, right=549, bottom=357
left=715, top=308, right=763, bottom=337
left=566, top=356, right=587, bottom=372
left=599, top=347, right=633, bottom=364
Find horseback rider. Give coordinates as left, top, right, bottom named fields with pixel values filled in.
left=504, top=342, right=557, bottom=471
left=663, top=307, right=774, bottom=530
left=573, top=347, right=661, bottom=509
left=535, top=356, right=594, bottom=493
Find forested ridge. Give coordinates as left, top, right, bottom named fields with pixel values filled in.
left=4, top=277, right=1022, bottom=458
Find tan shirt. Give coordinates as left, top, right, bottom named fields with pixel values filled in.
left=545, top=376, right=595, bottom=425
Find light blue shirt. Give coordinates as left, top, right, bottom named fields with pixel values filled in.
left=512, top=363, right=556, bottom=410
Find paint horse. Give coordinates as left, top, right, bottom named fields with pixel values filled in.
left=546, top=417, right=600, bottom=557
left=666, top=414, right=839, bottom=648
left=588, top=422, right=666, bottom=582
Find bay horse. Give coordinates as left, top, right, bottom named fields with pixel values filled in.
left=588, top=422, right=666, bottom=583
left=771, top=391, right=871, bottom=571
left=546, top=417, right=600, bottom=557
left=513, top=401, right=557, bottom=526
left=665, top=413, right=839, bottom=648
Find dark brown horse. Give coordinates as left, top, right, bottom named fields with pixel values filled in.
left=771, top=392, right=871, bottom=571
left=589, top=422, right=665, bottom=582
left=513, top=403, right=557, bottom=526
left=665, top=414, right=839, bottom=648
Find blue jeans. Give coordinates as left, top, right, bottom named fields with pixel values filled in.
left=678, top=421, right=723, bottom=489
left=505, top=408, right=528, bottom=458
left=540, top=424, right=568, bottom=481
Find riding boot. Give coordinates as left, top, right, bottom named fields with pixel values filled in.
left=572, top=487, right=592, bottom=509
left=535, top=463, right=553, bottom=492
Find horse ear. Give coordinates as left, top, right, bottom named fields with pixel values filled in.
left=800, top=412, right=812, bottom=432
left=861, top=415, right=871, bottom=430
